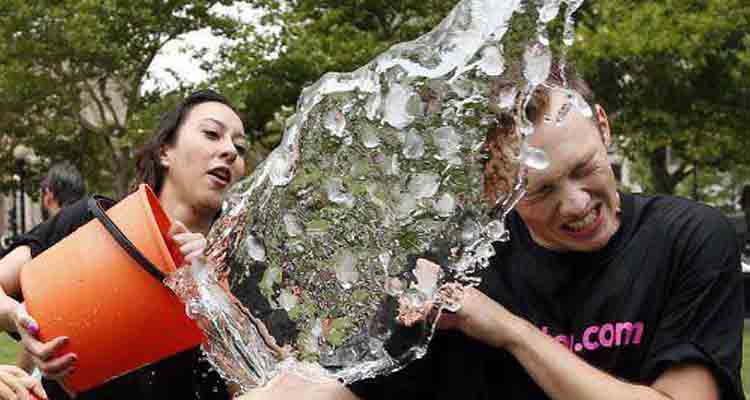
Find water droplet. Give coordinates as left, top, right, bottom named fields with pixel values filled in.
left=477, top=45, right=504, bottom=76
left=361, top=125, right=381, bottom=148
left=327, top=178, right=355, bottom=208
left=278, top=289, right=299, bottom=312
left=523, top=42, right=552, bottom=86
left=521, top=142, right=550, bottom=170
left=496, top=86, right=518, bottom=110
left=383, top=83, right=415, bottom=129
left=402, top=129, right=425, bottom=159
left=434, top=193, right=456, bottom=218
left=334, top=249, right=359, bottom=288
left=538, top=0, right=562, bottom=23
left=433, top=126, right=462, bottom=164
left=413, top=259, right=443, bottom=297
left=485, top=220, right=508, bottom=241
left=324, top=109, right=347, bottom=137
left=572, top=91, right=593, bottom=118
left=397, top=193, right=418, bottom=220
left=244, top=235, right=267, bottom=262
left=555, top=101, right=573, bottom=126
left=283, top=213, right=304, bottom=237
left=267, top=150, right=294, bottom=187
left=461, top=219, right=481, bottom=243
left=409, top=173, right=440, bottom=199
left=365, top=91, right=382, bottom=120
left=476, top=241, right=496, bottom=259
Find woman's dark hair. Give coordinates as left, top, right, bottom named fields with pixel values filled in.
left=133, top=89, right=239, bottom=195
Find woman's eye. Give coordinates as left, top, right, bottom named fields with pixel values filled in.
left=204, top=130, right=219, bottom=139
left=235, top=143, right=247, bottom=155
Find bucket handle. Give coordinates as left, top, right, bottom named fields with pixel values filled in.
left=88, top=196, right=166, bottom=282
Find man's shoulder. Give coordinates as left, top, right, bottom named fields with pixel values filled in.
left=628, top=193, right=732, bottom=232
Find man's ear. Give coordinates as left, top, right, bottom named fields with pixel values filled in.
left=594, top=104, right=611, bottom=148
left=42, top=188, right=58, bottom=210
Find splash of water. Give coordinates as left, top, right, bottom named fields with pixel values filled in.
left=168, top=0, right=589, bottom=394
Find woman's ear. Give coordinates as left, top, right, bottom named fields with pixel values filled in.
left=159, top=145, right=171, bottom=169
left=594, top=104, right=611, bottom=148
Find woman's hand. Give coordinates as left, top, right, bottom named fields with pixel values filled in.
left=170, top=221, right=207, bottom=264
left=11, top=304, right=75, bottom=381
left=0, top=365, right=47, bottom=400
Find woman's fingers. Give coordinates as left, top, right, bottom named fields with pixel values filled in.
left=34, top=353, right=76, bottom=380
left=20, top=335, right=69, bottom=364
left=177, top=237, right=206, bottom=255
left=169, top=220, right=189, bottom=237
left=0, top=370, right=34, bottom=400
left=13, top=305, right=39, bottom=338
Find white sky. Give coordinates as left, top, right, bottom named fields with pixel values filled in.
left=143, top=3, right=263, bottom=92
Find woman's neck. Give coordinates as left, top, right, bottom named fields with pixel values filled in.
left=158, top=186, right=213, bottom=236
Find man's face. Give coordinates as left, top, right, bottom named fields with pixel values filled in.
left=515, top=91, right=621, bottom=253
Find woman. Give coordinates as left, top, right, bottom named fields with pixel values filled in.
left=0, top=89, right=248, bottom=399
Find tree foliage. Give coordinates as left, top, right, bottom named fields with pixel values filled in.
left=573, top=0, right=750, bottom=196
left=210, top=0, right=459, bottom=168
left=0, top=0, right=241, bottom=197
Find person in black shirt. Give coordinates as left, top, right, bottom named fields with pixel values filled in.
left=0, top=89, right=249, bottom=399
left=237, top=64, right=745, bottom=400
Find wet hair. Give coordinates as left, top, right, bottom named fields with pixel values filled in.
left=133, top=89, right=240, bottom=195
left=41, top=161, right=86, bottom=207
left=483, top=59, right=597, bottom=205
left=524, top=60, right=596, bottom=124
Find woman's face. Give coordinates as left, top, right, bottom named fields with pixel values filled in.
left=160, top=101, right=247, bottom=213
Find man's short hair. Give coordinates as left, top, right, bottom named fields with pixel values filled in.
left=483, top=58, right=596, bottom=205
left=41, top=162, right=86, bottom=207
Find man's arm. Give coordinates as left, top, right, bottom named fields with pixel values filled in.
left=0, top=246, right=30, bottom=333
left=441, top=287, right=718, bottom=400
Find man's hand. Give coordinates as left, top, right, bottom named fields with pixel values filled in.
left=438, top=284, right=525, bottom=350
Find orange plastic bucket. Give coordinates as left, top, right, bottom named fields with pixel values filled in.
left=20, top=184, right=205, bottom=393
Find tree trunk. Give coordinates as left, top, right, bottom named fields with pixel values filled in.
left=648, top=146, right=682, bottom=195
left=112, top=151, right=131, bottom=200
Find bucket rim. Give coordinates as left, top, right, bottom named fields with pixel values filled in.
left=136, top=184, right=178, bottom=275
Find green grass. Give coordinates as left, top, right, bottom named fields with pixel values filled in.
left=0, top=333, right=19, bottom=364
left=0, top=327, right=747, bottom=395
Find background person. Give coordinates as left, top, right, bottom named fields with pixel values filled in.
left=39, top=162, right=86, bottom=221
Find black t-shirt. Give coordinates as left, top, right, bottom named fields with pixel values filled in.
left=11, top=196, right=229, bottom=400
left=349, top=193, right=745, bottom=400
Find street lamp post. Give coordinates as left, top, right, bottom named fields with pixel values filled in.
left=12, top=144, right=35, bottom=234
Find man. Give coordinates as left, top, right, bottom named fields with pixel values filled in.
left=39, top=162, right=86, bottom=220
left=240, top=64, right=745, bottom=400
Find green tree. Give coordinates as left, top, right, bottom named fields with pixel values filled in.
left=210, top=0, right=459, bottom=168
left=0, top=0, right=242, bottom=197
left=573, top=0, right=750, bottom=197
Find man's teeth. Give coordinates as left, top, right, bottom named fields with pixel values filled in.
left=567, top=208, right=597, bottom=231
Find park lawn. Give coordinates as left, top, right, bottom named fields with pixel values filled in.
left=0, top=333, right=18, bottom=364
left=0, top=329, right=747, bottom=395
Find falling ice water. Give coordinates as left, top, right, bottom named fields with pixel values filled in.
left=168, top=0, right=591, bottom=395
